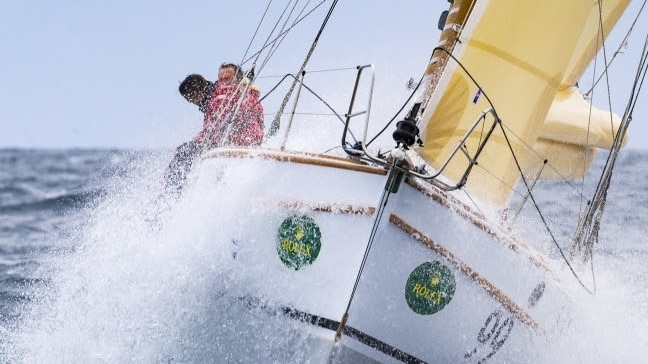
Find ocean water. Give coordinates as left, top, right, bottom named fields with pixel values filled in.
left=0, top=148, right=647, bottom=363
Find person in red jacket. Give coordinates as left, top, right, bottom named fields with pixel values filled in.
left=163, top=63, right=264, bottom=195
left=194, top=63, right=264, bottom=146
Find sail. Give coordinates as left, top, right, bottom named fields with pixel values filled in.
left=529, top=0, right=630, bottom=180
left=527, top=86, right=626, bottom=180
left=562, top=0, right=631, bottom=88
left=416, top=0, right=629, bottom=205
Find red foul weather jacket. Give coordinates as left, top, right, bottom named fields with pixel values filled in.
left=194, top=81, right=264, bottom=146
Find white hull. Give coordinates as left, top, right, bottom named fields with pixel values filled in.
left=190, top=147, right=570, bottom=363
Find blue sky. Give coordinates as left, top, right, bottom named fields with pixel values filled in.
left=1, top=1, right=646, bottom=149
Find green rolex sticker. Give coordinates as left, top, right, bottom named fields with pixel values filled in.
left=276, top=215, right=322, bottom=270
left=405, top=261, right=456, bottom=315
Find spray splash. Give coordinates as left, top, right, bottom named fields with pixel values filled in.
left=1, top=152, right=331, bottom=363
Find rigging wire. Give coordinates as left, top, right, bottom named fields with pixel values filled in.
left=240, top=0, right=274, bottom=65
left=497, top=120, right=597, bottom=294
left=584, top=0, right=648, bottom=97
left=573, top=30, right=648, bottom=261
left=257, top=72, right=358, bottom=142
left=496, top=124, right=595, bottom=200
left=364, top=40, right=450, bottom=148
left=248, top=0, right=301, bottom=73
left=573, top=0, right=612, bottom=284
left=258, top=1, right=313, bottom=73
left=598, top=0, right=616, bottom=157
left=337, top=158, right=402, bottom=340
left=256, top=66, right=357, bottom=78
left=471, top=162, right=578, bottom=239
left=241, top=0, right=328, bottom=66
left=268, top=0, right=340, bottom=136
left=569, top=0, right=607, bottom=271
left=576, top=1, right=605, bottom=238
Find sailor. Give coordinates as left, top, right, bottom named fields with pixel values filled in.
left=178, top=73, right=216, bottom=114
left=163, top=63, right=264, bottom=195
left=196, top=63, right=264, bottom=147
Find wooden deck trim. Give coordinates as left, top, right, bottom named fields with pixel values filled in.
left=390, top=214, right=541, bottom=332
left=203, top=147, right=388, bottom=176
left=276, top=200, right=376, bottom=215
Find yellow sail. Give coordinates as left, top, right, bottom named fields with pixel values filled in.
left=525, top=86, right=626, bottom=180
left=562, top=0, right=631, bottom=88
left=417, top=0, right=629, bottom=205
left=529, top=0, right=630, bottom=180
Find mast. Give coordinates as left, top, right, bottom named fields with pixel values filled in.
left=417, top=0, right=475, bottom=115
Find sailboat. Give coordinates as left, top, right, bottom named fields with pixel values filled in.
left=177, top=0, right=647, bottom=362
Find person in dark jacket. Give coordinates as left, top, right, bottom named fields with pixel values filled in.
left=178, top=74, right=216, bottom=114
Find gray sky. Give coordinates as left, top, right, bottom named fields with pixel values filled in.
left=1, top=1, right=646, bottom=149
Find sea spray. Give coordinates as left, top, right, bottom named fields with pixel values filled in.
left=3, top=151, right=335, bottom=363
left=531, top=252, right=648, bottom=363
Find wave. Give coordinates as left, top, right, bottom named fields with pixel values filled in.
left=0, top=189, right=105, bottom=214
